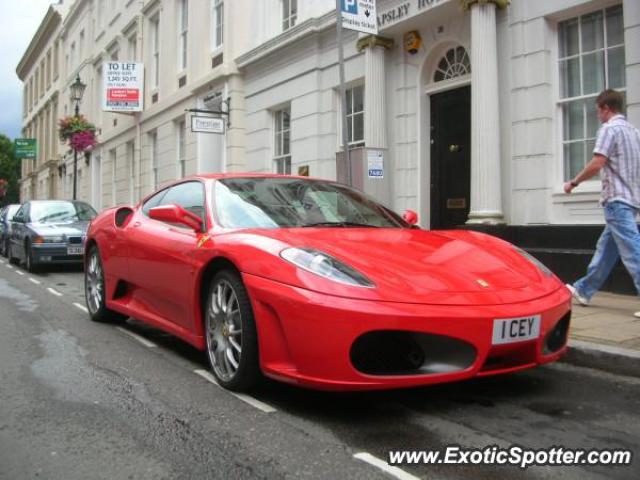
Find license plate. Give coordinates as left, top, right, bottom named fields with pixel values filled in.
left=67, top=246, right=84, bottom=255
left=492, top=315, right=541, bottom=345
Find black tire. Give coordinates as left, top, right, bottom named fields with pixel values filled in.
left=84, top=245, right=127, bottom=323
left=204, top=270, right=260, bottom=391
left=25, top=242, right=38, bottom=273
left=7, top=242, right=19, bottom=265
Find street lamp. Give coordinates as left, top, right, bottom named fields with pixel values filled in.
left=69, top=74, right=86, bottom=200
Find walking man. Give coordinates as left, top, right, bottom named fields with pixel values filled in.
left=564, top=89, right=640, bottom=316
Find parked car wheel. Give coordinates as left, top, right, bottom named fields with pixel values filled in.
left=7, top=242, right=19, bottom=265
left=84, top=246, right=127, bottom=323
left=24, top=242, right=39, bottom=273
left=205, top=270, right=260, bottom=391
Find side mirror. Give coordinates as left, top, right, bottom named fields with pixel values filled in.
left=149, top=204, right=203, bottom=232
left=402, top=209, right=418, bottom=226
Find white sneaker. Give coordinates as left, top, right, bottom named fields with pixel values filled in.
left=633, top=311, right=640, bottom=318
left=566, top=284, right=589, bottom=306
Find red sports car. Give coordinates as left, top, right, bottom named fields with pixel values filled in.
left=84, top=174, right=571, bottom=391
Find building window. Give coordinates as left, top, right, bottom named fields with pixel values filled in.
left=70, top=42, right=76, bottom=70
left=127, top=141, right=135, bottom=203
left=109, top=45, right=119, bottom=62
left=97, top=0, right=105, bottom=30
left=282, top=0, right=297, bottom=31
left=178, top=0, right=188, bottom=71
left=150, top=15, right=160, bottom=89
left=177, top=120, right=186, bottom=178
left=559, top=5, right=625, bottom=180
left=46, top=50, right=52, bottom=88
left=109, top=148, right=117, bottom=204
left=212, top=0, right=224, bottom=49
left=274, top=107, right=291, bottom=174
left=346, top=85, right=365, bottom=146
left=433, top=46, right=471, bottom=82
left=79, top=30, right=85, bottom=61
left=128, top=32, right=138, bottom=61
left=150, top=131, right=158, bottom=190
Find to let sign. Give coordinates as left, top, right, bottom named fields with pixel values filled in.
left=340, top=0, right=378, bottom=35
left=14, top=139, right=37, bottom=159
left=103, top=62, right=144, bottom=112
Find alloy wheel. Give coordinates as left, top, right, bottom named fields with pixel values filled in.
left=206, top=279, right=243, bottom=382
left=85, top=250, right=104, bottom=314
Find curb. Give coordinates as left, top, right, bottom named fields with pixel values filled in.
left=563, top=338, right=640, bottom=378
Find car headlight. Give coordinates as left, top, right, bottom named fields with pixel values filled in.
left=514, top=247, right=553, bottom=277
left=33, top=235, right=65, bottom=244
left=280, top=248, right=375, bottom=288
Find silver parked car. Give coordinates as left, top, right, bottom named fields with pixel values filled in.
left=0, top=204, right=20, bottom=257
left=8, top=200, right=97, bottom=272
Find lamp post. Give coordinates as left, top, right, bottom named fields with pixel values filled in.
left=69, top=74, right=87, bottom=200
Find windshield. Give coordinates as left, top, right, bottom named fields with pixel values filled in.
left=213, top=178, right=409, bottom=229
left=30, top=201, right=97, bottom=224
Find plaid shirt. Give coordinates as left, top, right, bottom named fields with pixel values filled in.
left=594, top=114, right=640, bottom=208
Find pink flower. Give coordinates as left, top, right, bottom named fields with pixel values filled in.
left=69, top=130, right=98, bottom=152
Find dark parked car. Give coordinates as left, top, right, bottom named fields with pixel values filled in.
left=0, top=204, right=20, bottom=257
left=8, top=200, right=97, bottom=272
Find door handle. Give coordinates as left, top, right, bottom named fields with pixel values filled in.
left=133, top=222, right=141, bottom=228
left=449, top=144, right=460, bottom=153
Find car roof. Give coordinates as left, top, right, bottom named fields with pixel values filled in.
left=186, top=173, right=332, bottom=182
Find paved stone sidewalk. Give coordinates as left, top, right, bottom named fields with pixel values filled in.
left=570, top=291, right=640, bottom=351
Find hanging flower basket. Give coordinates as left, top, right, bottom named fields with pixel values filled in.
left=58, top=115, right=98, bottom=152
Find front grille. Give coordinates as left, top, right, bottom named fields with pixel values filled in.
left=350, top=331, right=477, bottom=376
left=68, top=236, right=82, bottom=244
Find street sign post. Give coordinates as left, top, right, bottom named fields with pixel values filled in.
left=14, top=139, right=37, bottom=159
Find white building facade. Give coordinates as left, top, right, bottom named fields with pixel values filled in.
left=18, top=0, right=639, bottom=235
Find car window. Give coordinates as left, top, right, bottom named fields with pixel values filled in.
left=12, top=205, right=27, bottom=223
left=7, top=205, right=20, bottom=220
left=141, top=189, right=169, bottom=216
left=159, top=182, right=206, bottom=221
left=30, top=201, right=96, bottom=223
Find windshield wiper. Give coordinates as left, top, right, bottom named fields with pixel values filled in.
left=301, top=221, right=379, bottom=228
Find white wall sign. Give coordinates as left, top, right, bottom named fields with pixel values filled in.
left=191, top=116, right=225, bottom=134
left=367, top=150, right=384, bottom=179
left=340, top=0, right=378, bottom=35
left=103, top=62, right=144, bottom=112
left=377, top=0, right=446, bottom=30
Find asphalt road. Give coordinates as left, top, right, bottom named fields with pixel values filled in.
left=0, top=259, right=639, bottom=480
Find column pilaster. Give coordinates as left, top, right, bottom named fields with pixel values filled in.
left=463, top=0, right=507, bottom=224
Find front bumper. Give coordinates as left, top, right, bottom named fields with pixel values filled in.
left=243, top=273, right=571, bottom=391
left=31, top=243, right=85, bottom=264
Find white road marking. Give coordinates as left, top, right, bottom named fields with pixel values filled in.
left=6, top=265, right=13, bottom=269
left=29, top=277, right=41, bottom=285
left=73, top=302, right=88, bottom=313
left=115, top=326, right=158, bottom=348
left=193, top=369, right=277, bottom=414
left=0, top=259, right=5, bottom=264
left=14, top=270, right=24, bottom=276
left=47, top=288, right=63, bottom=297
left=353, top=453, right=420, bottom=480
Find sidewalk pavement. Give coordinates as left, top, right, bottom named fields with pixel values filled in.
left=566, top=290, right=640, bottom=377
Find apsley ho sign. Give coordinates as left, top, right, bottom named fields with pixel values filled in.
left=103, top=62, right=144, bottom=112
left=340, top=0, right=378, bottom=35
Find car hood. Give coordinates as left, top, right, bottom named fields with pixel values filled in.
left=29, top=221, right=89, bottom=237
left=225, top=227, right=563, bottom=305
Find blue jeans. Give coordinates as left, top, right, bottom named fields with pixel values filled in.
left=574, top=201, right=640, bottom=300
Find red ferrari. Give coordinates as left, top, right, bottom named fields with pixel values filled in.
left=84, top=174, right=571, bottom=391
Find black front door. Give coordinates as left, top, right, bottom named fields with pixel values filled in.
left=430, top=86, right=471, bottom=229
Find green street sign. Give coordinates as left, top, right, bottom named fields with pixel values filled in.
left=14, top=138, right=37, bottom=159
